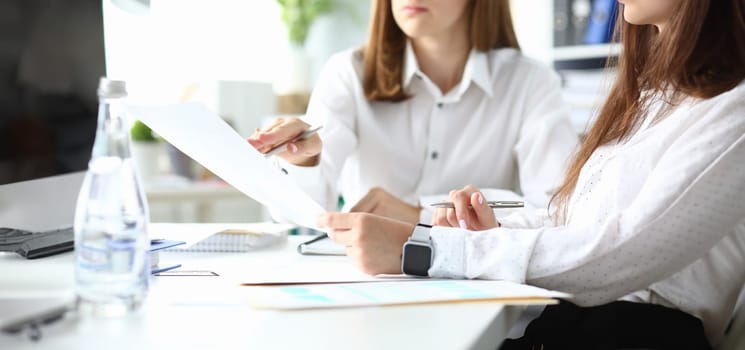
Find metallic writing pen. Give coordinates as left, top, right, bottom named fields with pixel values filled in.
left=430, top=200, right=524, bottom=209
left=263, top=126, right=323, bottom=158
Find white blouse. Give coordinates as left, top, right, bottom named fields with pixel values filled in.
left=279, top=44, right=578, bottom=222
left=428, top=81, right=745, bottom=344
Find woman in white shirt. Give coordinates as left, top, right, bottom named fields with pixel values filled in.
left=318, top=0, right=745, bottom=348
left=249, top=0, right=577, bottom=224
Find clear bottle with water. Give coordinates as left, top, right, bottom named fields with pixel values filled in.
left=74, top=78, right=150, bottom=316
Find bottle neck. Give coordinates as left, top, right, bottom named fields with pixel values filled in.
left=91, top=96, right=132, bottom=159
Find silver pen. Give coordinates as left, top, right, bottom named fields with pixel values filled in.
left=430, top=200, right=524, bottom=209
left=263, top=126, right=323, bottom=158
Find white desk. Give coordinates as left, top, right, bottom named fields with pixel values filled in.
left=0, top=225, right=525, bottom=350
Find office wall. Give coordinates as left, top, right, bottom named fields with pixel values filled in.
left=103, top=0, right=369, bottom=95
left=103, top=0, right=369, bottom=132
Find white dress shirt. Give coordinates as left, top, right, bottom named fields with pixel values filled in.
left=428, top=80, right=745, bottom=345
left=280, top=44, right=578, bottom=222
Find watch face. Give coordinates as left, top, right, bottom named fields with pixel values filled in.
left=403, top=243, right=432, bottom=276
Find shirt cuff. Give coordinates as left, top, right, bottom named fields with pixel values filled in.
left=427, top=226, right=466, bottom=278
left=273, top=157, right=331, bottom=209
left=497, top=209, right=554, bottom=229
left=274, top=156, right=322, bottom=178
left=428, top=226, right=541, bottom=282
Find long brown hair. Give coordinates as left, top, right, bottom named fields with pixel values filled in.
left=363, top=0, right=520, bottom=102
left=552, top=0, right=745, bottom=220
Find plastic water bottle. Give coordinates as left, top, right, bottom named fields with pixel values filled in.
left=73, top=78, right=150, bottom=317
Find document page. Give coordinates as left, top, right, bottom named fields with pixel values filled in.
left=236, top=259, right=384, bottom=285
left=125, top=103, right=326, bottom=229
left=244, top=280, right=571, bottom=310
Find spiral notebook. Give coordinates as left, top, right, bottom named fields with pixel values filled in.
left=168, top=223, right=295, bottom=252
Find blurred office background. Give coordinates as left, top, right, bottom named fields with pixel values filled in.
left=102, top=0, right=371, bottom=223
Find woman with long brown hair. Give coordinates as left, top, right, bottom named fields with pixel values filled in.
left=249, top=0, right=577, bottom=224
left=318, top=0, right=745, bottom=348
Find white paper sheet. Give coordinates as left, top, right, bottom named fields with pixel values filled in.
left=125, top=103, right=326, bottom=229
left=244, top=280, right=571, bottom=309
left=236, top=260, right=387, bottom=285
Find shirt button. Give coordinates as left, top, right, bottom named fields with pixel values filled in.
left=436, top=102, right=444, bottom=108
left=415, top=74, right=423, bottom=80
left=431, top=151, right=438, bottom=160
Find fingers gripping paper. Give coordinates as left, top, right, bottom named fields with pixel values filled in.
left=125, top=103, right=326, bottom=229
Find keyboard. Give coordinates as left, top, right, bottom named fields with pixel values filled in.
left=0, top=227, right=74, bottom=259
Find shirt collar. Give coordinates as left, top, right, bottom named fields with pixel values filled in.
left=402, top=42, right=420, bottom=88
left=460, top=48, right=493, bottom=97
left=402, top=41, right=493, bottom=98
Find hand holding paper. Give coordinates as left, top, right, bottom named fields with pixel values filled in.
left=125, top=103, right=326, bottom=229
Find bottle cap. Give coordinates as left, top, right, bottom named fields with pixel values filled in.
left=97, top=77, right=128, bottom=98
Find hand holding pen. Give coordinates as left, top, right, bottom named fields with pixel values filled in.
left=431, top=185, right=504, bottom=231
left=247, top=118, right=323, bottom=166
left=430, top=200, right=523, bottom=209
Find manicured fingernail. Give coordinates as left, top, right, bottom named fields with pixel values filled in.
left=459, top=219, right=467, bottom=229
left=289, top=143, right=298, bottom=154
left=477, top=193, right=483, bottom=205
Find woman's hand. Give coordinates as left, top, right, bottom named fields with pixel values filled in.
left=247, top=117, right=321, bottom=166
left=350, top=187, right=422, bottom=224
left=432, top=185, right=499, bottom=230
left=317, top=212, right=415, bottom=275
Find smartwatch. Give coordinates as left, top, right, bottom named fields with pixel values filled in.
left=401, top=224, right=433, bottom=276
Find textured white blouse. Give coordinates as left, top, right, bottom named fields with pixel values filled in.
left=428, top=81, right=745, bottom=344
left=280, top=44, right=578, bottom=222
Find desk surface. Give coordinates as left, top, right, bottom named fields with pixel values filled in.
left=0, top=224, right=523, bottom=350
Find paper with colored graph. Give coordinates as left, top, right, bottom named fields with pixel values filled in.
left=245, top=280, right=571, bottom=310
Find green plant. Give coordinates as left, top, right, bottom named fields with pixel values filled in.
left=277, top=0, right=335, bottom=45
left=130, top=120, right=158, bottom=142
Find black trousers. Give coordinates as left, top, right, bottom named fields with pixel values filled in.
left=499, top=300, right=712, bottom=350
